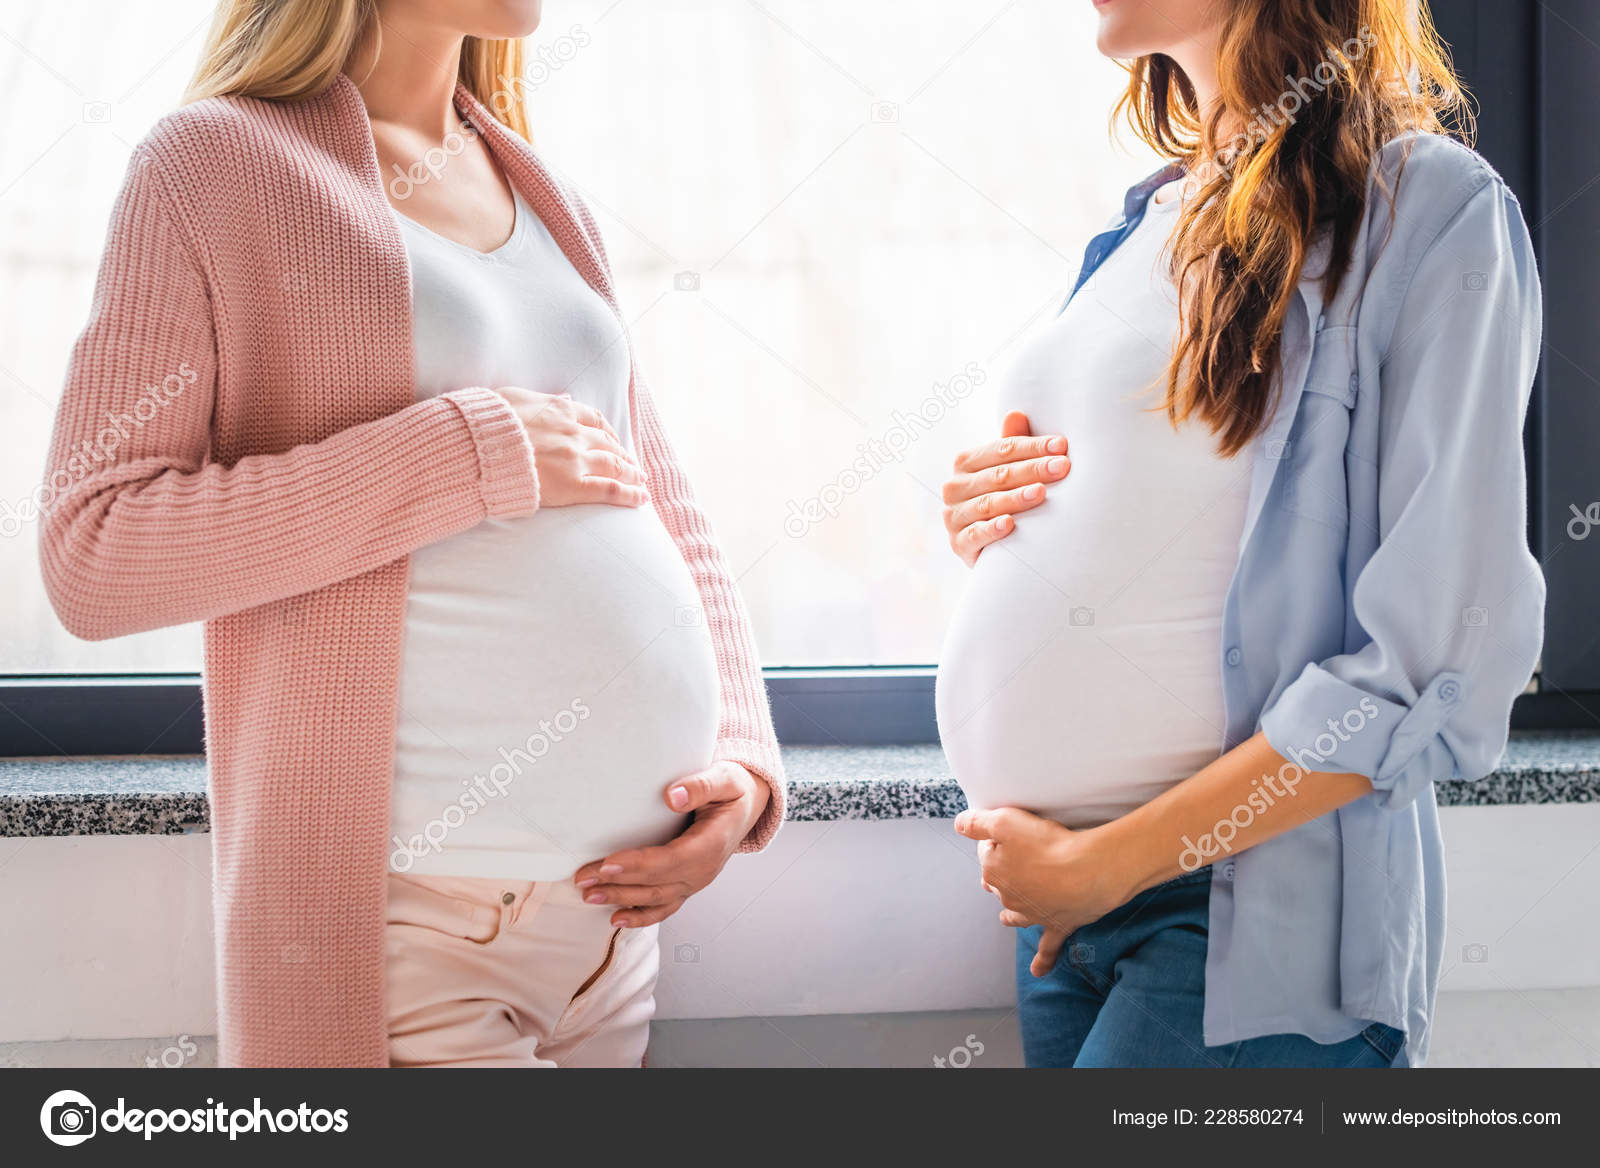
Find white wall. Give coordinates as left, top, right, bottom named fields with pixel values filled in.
left=3, top=805, right=1598, bottom=1044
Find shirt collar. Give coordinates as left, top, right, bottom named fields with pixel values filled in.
left=1119, top=164, right=1331, bottom=324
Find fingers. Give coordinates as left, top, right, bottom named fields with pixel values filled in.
left=954, top=807, right=1013, bottom=843
left=573, top=844, right=675, bottom=889
left=941, top=453, right=1071, bottom=505
left=578, top=424, right=635, bottom=465
left=570, top=417, right=645, bottom=507
left=1000, top=410, right=1033, bottom=440
left=950, top=434, right=1067, bottom=478
left=497, top=386, right=627, bottom=449
left=576, top=475, right=650, bottom=507
left=1031, top=928, right=1068, bottom=978
left=664, top=763, right=750, bottom=813
left=942, top=447, right=1071, bottom=566
left=584, top=449, right=646, bottom=486
left=573, top=817, right=725, bottom=889
left=568, top=398, right=622, bottom=442
left=998, top=909, right=1033, bottom=928
left=609, top=901, right=685, bottom=928
left=581, top=882, right=684, bottom=908
left=950, top=513, right=1013, bottom=566
left=976, top=838, right=997, bottom=894
left=942, top=482, right=1049, bottom=536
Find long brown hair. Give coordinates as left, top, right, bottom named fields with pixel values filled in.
left=1119, top=0, right=1471, bottom=455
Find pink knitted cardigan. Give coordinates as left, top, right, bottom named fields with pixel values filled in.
left=41, top=74, right=784, bottom=1067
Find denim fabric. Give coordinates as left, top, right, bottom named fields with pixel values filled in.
left=1014, top=869, right=1406, bottom=1068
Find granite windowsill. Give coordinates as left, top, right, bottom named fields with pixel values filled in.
left=3, top=731, right=1599, bottom=838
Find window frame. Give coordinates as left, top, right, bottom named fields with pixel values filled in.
left=0, top=670, right=941, bottom=754
left=3, top=0, right=1596, bottom=757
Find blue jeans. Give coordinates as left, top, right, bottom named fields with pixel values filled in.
left=1015, top=867, right=1406, bottom=1068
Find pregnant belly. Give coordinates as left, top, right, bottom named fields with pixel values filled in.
left=392, top=503, right=721, bottom=879
left=935, top=500, right=1235, bottom=828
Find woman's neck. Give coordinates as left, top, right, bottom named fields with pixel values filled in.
left=347, top=12, right=464, bottom=139
left=1160, top=31, right=1239, bottom=159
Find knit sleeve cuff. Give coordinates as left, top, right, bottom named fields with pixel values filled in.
left=717, top=738, right=786, bottom=853
left=442, top=387, right=540, bottom=518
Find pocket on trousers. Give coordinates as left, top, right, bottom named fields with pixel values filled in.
left=387, top=874, right=504, bottom=945
left=1357, top=1022, right=1405, bottom=1065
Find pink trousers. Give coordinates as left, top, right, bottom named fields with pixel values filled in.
left=384, top=873, right=659, bottom=1067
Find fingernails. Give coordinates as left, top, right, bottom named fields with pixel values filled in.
left=996, top=515, right=1013, bottom=532
left=1022, top=484, right=1043, bottom=501
left=600, top=864, right=623, bottom=876
left=668, top=785, right=690, bottom=810
left=585, top=891, right=607, bottom=904
left=575, top=877, right=598, bottom=889
left=1046, top=457, right=1068, bottom=475
left=1046, top=436, right=1066, bottom=454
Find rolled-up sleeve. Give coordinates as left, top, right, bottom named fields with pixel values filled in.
left=1260, top=178, right=1545, bottom=810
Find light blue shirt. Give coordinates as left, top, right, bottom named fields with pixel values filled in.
left=1066, top=135, right=1544, bottom=1066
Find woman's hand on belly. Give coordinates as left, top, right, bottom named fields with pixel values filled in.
left=569, top=761, right=770, bottom=927
left=496, top=385, right=651, bottom=508
left=942, top=411, right=1070, bottom=567
left=954, top=806, right=1130, bottom=977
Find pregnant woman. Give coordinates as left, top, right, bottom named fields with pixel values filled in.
left=40, top=0, right=782, bottom=1066
left=937, top=0, right=1542, bottom=1067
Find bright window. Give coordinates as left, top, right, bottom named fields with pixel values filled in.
left=0, top=0, right=1160, bottom=672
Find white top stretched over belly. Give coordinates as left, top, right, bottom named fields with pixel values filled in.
left=390, top=186, right=718, bottom=879
left=936, top=192, right=1252, bottom=827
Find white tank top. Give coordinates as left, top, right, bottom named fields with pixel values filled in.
left=936, top=186, right=1252, bottom=827
left=388, top=186, right=720, bottom=879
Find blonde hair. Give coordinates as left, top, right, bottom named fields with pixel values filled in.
left=184, top=0, right=531, bottom=139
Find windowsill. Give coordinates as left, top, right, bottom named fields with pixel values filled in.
left=2, top=730, right=1599, bottom=838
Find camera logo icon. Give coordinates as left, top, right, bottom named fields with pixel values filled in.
left=870, top=100, right=899, bottom=123
left=1462, top=943, right=1490, bottom=964
left=82, top=101, right=111, bottom=124
left=1460, top=271, right=1488, bottom=292
left=40, top=1089, right=97, bottom=1146
left=1461, top=606, right=1489, bottom=628
left=1069, top=606, right=1095, bottom=627
left=674, top=605, right=703, bottom=628
left=674, top=943, right=700, bottom=964
left=673, top=271, right=701, bottom=292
